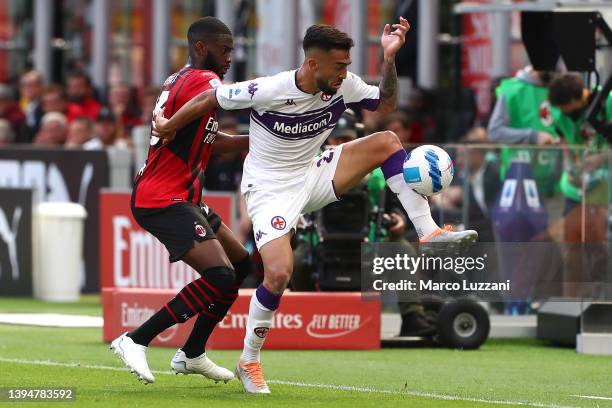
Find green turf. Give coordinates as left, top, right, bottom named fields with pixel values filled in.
left=0, top=297, right=611, bottom=407
left=0, top=295, right=101, bottom=316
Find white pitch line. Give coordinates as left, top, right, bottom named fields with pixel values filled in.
left=268, top=380, right=580, bottom=408
left=0, top=356, right=578, bottom=408
left=571, top=395, right=612, bottom=401
left=0, top=356, right=174, bottom=375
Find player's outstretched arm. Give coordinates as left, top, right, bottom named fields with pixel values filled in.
left=214, top=131, right=249, bottom=154
left=153, top=88, right=220, bottom=139
left=377, top=17, right=410, bottom=114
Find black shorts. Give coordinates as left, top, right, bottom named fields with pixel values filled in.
left=131, top=202, right=223, bottom=263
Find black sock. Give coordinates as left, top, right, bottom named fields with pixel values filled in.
left=181, top=256, right=251, bottom=357
left=128, top=280, right=211, bottom=346
left=127, top=306, right=176, bottom=346
left=181, top=299, right=235, bottom=357
left=128, top=266, right=237, bottom=348
left=181, top=310, right=220, bottom=358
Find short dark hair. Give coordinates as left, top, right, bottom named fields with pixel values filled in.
left=187, top=17, right=232, bottom=46
left=303, top=24, right=354, bottom=52
left=548, top=73, right=584, bottom=107
left=43, top=84, right=66, bottom=98
left=67, top=70, right=92, bottom=86
left=72, top=115, right=92, bottom=128
left=460, top=126, right=488, bottom=144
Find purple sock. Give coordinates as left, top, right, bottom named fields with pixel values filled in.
left=381, top=149, right=407, bottom=180
left=255, top=284, right=281, bottom=311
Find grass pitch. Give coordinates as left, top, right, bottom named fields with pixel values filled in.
left=0, top=296, right=611, bottom=407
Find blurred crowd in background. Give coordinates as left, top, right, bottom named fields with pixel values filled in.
left=0, top=69, right=159, bottom=149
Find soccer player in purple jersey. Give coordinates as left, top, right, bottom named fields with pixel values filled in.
left=154, top=18, right=478, bottom=393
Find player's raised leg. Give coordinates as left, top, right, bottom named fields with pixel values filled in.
left=172, top=223, right=251, bottom=382
left=333, top=130, right=477, bottom=245
left=235, top=233, right=292, bottom=394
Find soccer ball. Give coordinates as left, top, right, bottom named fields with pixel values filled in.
left=403, top=145, right=454, bottom=196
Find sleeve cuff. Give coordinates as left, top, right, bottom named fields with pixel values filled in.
left=347, top=98, right=380, bottom=112
left=214, top=88, right=223, bottom=109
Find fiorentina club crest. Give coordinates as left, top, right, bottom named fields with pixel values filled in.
left=539, top=100, right=553, bottom=127
left=194, top=224, right=206, bottom=238
left=321, top=93, right=332, bottom=102
left=271, top=216, right=286, bottom=230
left=254, top=327, right=269, bottom=338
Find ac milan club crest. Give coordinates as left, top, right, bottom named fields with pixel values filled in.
left=254, top=327, right=269, bottom=338
left=320, top=93, right=332, bottom=102
left=195, top=224, right=206, bottom=238
left=271, top=216, right=286, bottom=230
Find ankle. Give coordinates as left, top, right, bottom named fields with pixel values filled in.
left=126, top=332, right=148, bottom=347
left=183, top=349, right=206, bottom=359
left=240, top=347, right=260, bottom=363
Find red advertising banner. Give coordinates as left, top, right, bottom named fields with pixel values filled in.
left=102, top=288, right=381, bottom=350
left=461, top=1, right=492, bottom=118
left=461, top=0, right=526, bottom=118
left=99, top=191, right=235, bottom=289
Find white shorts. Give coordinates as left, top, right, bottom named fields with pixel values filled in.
left=245, top=145, right=343, bottom=249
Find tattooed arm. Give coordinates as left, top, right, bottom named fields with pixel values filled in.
left=377, top=17, right=409, bottom=114
left=377, top=57, right=398, bottom=113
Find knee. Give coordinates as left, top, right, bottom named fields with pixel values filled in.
left=376, top=130, right=402, bottom=153
left=264, top=262, right=292, bottom=294
left=201, top=266, right=236, bottom=293
left=383, top=130, right=402, bottom=148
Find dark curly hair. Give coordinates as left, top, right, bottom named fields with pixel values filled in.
left=303, top=24, right=354, bottom=52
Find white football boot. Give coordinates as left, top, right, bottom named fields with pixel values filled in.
left=170, top=349, right=234, bottom=383
left=235, top=361, right=271, bottom=394
left=419, top=225, right=478, bottom=255
left=109, top=332, right=155, bottom=384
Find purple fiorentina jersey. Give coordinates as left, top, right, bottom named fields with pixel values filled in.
left=215, top=70, right=380, bottom=192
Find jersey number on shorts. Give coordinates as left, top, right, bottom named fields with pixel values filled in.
left=150, top=90, right=170, bottom=146
left=316, top=150, right=335, bottom=167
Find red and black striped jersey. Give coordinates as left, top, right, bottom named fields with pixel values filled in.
left=133, top=66, right=221, bottom=208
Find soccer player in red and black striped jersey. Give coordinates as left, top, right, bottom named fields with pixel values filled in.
left=110, top=17, right=249, bottom=385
